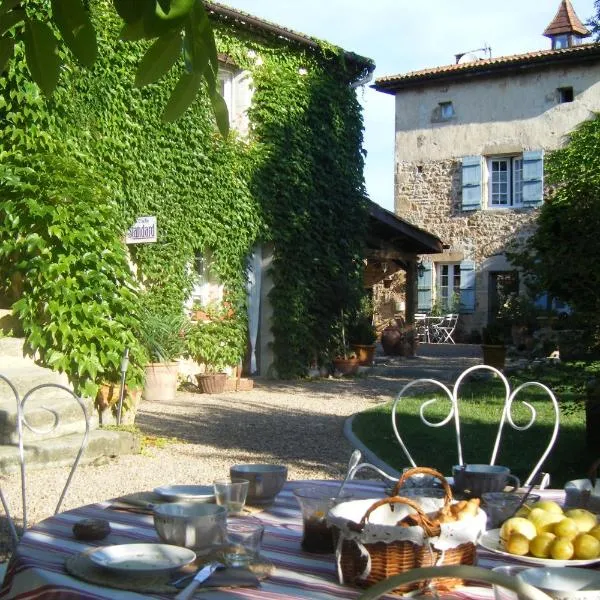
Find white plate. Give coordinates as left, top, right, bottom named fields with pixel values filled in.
left=89, top=543, right=196, bottom=574
left=479, top=529, right=600, bottom=567
left=154, top=485, right=215, bottom=503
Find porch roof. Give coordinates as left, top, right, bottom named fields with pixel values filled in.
left=367, top=201, right=443, bottom=255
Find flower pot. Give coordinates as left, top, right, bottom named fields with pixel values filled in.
left=96, top=384, right=142, bottom=425
left=481, top=345, right=506, bottom=370
left=332, top=357, right=360, bottom=376
left=196, top=372, right=227, bottom=394
left=381, top=325, right=405, bottom=356
left=351, top=344, right=376, bottom=366
left=143, top=362, right=179, bottom=401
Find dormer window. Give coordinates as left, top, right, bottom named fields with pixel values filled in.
left=552, top=34, right=570, bottom=49
left=543, top=0, right=590, bottom=49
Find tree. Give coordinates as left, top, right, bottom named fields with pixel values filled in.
left=586, top=0, right=600, bottom=40
left=0, top=0, right=228, bottom=133
left=509, top=114, right=600, bottom=322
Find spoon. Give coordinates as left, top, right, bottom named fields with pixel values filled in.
left=509, top=472, right=545, bottom=519
left=334, top=449, right=362, bottom=501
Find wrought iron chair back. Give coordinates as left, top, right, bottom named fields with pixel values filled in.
left=0, top=374, right=90, bottom=550
left=391, top=364, right=559, bottom=487
left=430, top=313, right=458, bottom=344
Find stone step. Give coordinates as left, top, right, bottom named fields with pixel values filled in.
left=0, top=393, right=100, bottom=444
left=0, top=428, right=141, bottom=474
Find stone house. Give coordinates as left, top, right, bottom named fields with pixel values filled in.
left=373, top=0, right=600, bottom=338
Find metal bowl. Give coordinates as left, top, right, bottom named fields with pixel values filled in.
left=153, top=502, right=226, bottom=550
left=230, top=464, right=288, bottom=505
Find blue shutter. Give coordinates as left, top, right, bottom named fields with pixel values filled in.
left=522, top=150, right=544, bottom=207
left=417, top=261, right=433, bottom=312
left=459, top=260, right=476, bottom=313
left=461, top=155, right=482, bottom=211
left=534, top=293, right=549, bottom=311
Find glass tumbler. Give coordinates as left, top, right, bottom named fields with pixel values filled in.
left=293, top=486, right=351, bottom=554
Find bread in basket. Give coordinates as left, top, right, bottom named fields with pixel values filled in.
left=327, top=467, right=486, bottom=594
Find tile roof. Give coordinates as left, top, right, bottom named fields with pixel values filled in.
left=543, top=0, right=590, bottom=37
left=373, top=43, right=600, bottom=93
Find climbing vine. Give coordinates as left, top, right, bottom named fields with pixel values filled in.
left=0, top=0, right=371, bottom=384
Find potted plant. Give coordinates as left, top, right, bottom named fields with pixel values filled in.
left=137, top=307, right=189, bottom=402
left=497, top=293, right=537, bottom=348
left=186, top=306, right=246, bottom=393
left=481, top=322, right=507, bottom=370
left=330, top=311, right=361, bottom=376
left=349, top=316, right=377, bottom=365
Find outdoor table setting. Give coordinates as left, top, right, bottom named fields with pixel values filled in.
left=0, top=463, right=599, bottom=599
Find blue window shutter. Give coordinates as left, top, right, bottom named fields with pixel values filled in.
left=459, top=260, right=475, bottom=313
left=522, top=150, right=544, bottom=207
left=417, top=261, right=433, bottom=312
left=461, top=155, right=482, bottom=211
left=534, top=293, right=549, bottom=310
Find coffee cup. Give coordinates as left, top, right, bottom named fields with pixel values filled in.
left=452, top=464, right=520, bottom=498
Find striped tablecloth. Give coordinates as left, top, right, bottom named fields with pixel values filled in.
left=0, top=481, right=575, bottom=599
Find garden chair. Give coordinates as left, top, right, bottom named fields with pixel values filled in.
left=0, top=375, right=90, bottom=556
left=391, top=365, right=559, bottom=488
left=429, top=313, right=458, bottom=344
left=414, top=313, right=430, bottom=343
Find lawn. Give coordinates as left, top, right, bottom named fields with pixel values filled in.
left=352, top=362, right=598, bottom=487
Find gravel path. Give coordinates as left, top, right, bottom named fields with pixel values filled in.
left=0, top=346, right=482, bottom=537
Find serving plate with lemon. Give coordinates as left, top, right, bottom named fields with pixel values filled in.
left=479, top=499, right=600, bottom=566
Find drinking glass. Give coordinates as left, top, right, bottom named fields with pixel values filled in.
left=482, top=492, right=541, bottom=529
left=213, top=478, right=249, bottom=515
left=224, top=520, right=264, bottom=567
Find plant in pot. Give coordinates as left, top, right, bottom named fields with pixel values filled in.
left=348, top=316, right=377, bottom=366
left=137, top=307, right=189, bottom=402
left=481, top=321, right=507, bottom=370
left=330, top=311, right=361, bottom=376
left=497, top=293, right=537, bottom=349
left=186, top=308, right=246, bottom=394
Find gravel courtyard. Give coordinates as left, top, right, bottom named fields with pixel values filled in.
left=0, top=345, right=481, bottom=532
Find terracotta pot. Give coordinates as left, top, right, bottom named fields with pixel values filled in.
left=196, top=372, right=227, bottom=394
left=96, top=384, right=142, bottom=425
left=143, top=362, right=179, bottom=401
left=381, top=325, right=404, bottom=356
left=332, top=357, right=360, bottom=376
left=481, top=345, right=506, bottom=370
left=351, top=344, right=376, bottom=366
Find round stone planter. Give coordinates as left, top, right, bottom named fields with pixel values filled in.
left=351, top=344, right=376, bottom=366
left=143, top=362, right=179, bottom=402
left=332, top=357, right=360, bottom=376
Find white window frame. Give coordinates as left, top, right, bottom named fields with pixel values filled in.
left=218, top=69, right=234, bottom=124
left=437, top=263, right=461, bottom=311
left=487, top=155, right=524, bottom=209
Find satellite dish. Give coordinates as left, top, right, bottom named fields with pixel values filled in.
left=454, top=45, right=492, bottom=64
left=457, top=52, right=482, bottom=64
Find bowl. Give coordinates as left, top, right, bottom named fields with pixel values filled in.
left=229, top=464, right=288, bottom=505
left=518, top=566, right=600, bottom=600
left=153, top=502, right=226, bottom=550
left=452, top=464, right=520, bottom=497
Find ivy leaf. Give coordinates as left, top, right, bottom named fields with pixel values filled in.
left=161, top=70, right=201, bottom=122
left=0, top=8, right=25, bottom=35
left=23, top=18, right=61, bottom=96
left=135, top=30, right=182, bottom=88
left=210, top=90, right=229, bottom=138
left=0, top=36, right=14, bottom=73
left=51, top=0, right=97, bottom=68
left=120, top=5, right=184, bottom=41
left=113, top=0, right=154, bottom=24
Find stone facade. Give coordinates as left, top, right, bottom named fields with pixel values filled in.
left=378, top=41, right=600, bottom=335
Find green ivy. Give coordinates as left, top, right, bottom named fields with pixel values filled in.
left=0, top=0, right=370, bottom=384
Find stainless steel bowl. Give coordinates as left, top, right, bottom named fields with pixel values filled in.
left=230, top=464, right=288, bottom=505
left=153, top=502, right=226, bottom=550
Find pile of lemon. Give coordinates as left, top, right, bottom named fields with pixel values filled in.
left=499, top=500, right=600, bottom=560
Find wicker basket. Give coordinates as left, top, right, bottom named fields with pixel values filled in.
left=328, top=467, right=484, bottom=595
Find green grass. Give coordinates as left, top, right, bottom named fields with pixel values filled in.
left=352, top=369, right=593, bottom=487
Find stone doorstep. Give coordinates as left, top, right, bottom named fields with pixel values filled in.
left=223, top=377, right=254, bottom=392
left=0, top=428, right=142, bottom=475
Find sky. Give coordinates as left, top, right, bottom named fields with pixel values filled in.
left=219, top=0, right=597, bottom=212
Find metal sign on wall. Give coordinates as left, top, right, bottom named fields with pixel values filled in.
left=126, top=216, right=157, bottom=244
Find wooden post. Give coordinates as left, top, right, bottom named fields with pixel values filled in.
left=405, top=259, right=418, bottom=356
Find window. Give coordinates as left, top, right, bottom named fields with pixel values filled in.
left=439, top=101, right=454, bottom=120
left=488, top=156, right=523, bottom=208
left=552, top=34, right=570, bottom=49
left=438, top=263, right=461, bottom=311
left=558, top=87, right=574, bottom=103
left=218, top=70, right=234, bottom=120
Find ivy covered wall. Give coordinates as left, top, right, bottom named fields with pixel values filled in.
left=0, top=0, right=371, bottom=386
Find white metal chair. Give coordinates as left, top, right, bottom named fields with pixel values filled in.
left=429, top=313, right=458, bottom=344
left=391, top=364, right=559, bottom=488
left=414, top=313, right=430, bottom=343
left=357, top=565, right=552, bottom=600
left=0, top=374, right=90, bottom=551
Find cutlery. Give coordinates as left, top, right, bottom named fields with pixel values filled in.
left=334, top=449, right=362, bottom=501
left=174, top=561, right=223, bottom=600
